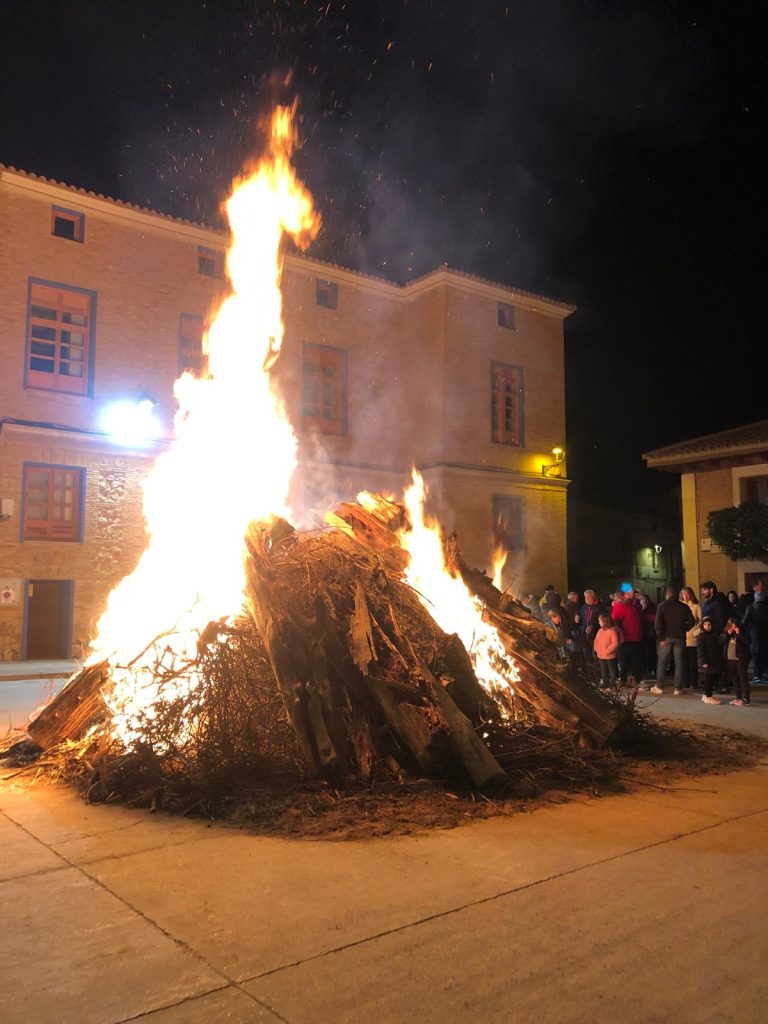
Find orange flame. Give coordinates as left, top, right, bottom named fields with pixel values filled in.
left=89, top=105, right=319, bottom=743
left=397, top=470, right=519, bottom=703
left=491, top=545, right=507, bottom=591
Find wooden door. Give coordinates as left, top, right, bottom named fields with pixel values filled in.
left=24, top=580, right=73, bottom=659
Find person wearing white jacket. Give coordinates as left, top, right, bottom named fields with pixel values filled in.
left=681, top=586, right=702, bottom=689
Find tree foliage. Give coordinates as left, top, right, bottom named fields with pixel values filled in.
left=707, top=502, right=768, bottom=563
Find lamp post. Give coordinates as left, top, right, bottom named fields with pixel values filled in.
left=542, top=446, right=565, bottom=477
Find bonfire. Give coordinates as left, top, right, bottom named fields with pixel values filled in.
left=16, top=104, right=632, bottom=809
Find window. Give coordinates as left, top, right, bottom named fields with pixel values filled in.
left=493, top=495, right=523, bottom=552
left=23, top=464, right=84, bottom=542
left=179, top=313, right=205, bottom=375
left=197, top=246, right=224, bottom=278
left=497, top=301, right=516, bottom=330
left=51, top=206, right=85, bottom=242
left=491, top=361, right=524, bottom=445
left=745, top=476, right=768, bottom=505
left=316, top=279, right=339, bottom=309
left=302, top=343, right=347, bottom=435
left=26, top=280, right=94, bottom=395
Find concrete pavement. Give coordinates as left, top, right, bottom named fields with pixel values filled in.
left=1, top=700, right=767, bottom=1023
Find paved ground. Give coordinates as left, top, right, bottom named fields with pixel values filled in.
left=1, top=695, right=767, bottom=1023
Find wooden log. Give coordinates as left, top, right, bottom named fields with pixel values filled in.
left=27, top=660, right=111, bottom=750
left=337, top=497, right=631, bottom=748
left=439, top=632, right=492, bottom=723
left=383, top=598, right=507, bottom=788
left=244, top=523, right=342, bottom=775
left=424, top=663, right=507, bottom=789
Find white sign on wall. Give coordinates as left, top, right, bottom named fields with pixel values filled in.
left=0, top=578, right=22, bottom=607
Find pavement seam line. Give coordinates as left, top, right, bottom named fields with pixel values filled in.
left=0, top=808, right=294, bottom=1024
left=112, top=982, right=290, bottom=1024
left=243, top=802, right=768, bottom=983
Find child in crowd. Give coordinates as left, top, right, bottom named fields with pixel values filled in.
left=697, top=616, right=724, bottom=704
left=545, top=607, right=568, bottom=660
left=593, top=612, right=620, bottom=689
left=720, top=617, right=751, bottom=705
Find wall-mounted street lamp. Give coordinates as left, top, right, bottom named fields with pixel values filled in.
left=654, top=544, right=663, bottom=555
left=542, top=446, right=565, bottom=477
left=100, top=396, right=160, bottom=447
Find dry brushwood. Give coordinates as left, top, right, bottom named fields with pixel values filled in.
left=26, top=492, right=634, bottom=805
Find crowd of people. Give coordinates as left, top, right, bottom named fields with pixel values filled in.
left=521, top=579, right=768, bottom=707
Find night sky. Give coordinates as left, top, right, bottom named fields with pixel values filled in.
left=2, top=1, right=765, bottom=509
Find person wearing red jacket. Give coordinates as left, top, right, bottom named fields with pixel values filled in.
left=611, top=582, right=644, bottom=686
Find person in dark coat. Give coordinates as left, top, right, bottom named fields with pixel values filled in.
left=697, top=616, right=724, bottom=703
left=579, top=590, right=603, bottom=663
left=699, top=581, right=729, bottom=635
left=540, top=585, right=562, bottom=616
left=742, top=589, right=768, bottom=683
left=651, top=586, right=694, bottom=695
left=719, top=618, right=751, bottom=705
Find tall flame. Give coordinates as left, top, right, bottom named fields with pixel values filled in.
left=90, top=105, right=319, bottom=742
left=396, top=470, right=519, bottom=701
left=491, top=545, right=507, bottom=591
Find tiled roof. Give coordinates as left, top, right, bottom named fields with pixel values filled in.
left=644, top=419, right=768, bottom=464
left=0, top=163, right=225, bottom=234
left=1, top=163, right=574, bottom=310
left=406, top=263, right=576, bottom=312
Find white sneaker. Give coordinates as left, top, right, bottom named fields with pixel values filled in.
left=650, top=685, right=663, bottom=695
left=701, top=695, right=721, bottom=705
left=673, top=689, right=683, bottom=696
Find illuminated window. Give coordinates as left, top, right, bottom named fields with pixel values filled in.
left=23, top=464, right=84, bottom=542
left=51, top=206, right=85, bottom=242
left=197, top=246, right=224, bottom=278
left=493, top=495, right=524, bottom=552
left=491, top=361, right=524, bottom=445
left=26, top=280, right=94, bottom=396
left=179, top=313, right=205, bottom=375
left=302, top=343, right=347, bottom=435
left=497, top=301, right=516, bottom=329
left=316, top=279, right=339, bottom=309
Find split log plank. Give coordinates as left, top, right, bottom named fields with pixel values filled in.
left=27, top=660, right=111, bottom=749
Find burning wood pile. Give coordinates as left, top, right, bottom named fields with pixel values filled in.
left=26, top=487, right=630, bottom=802
left=14, top=104, right=633, bottom=811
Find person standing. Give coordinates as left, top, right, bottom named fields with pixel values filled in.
left=593, top=613, right=620, bottom=689
left=720, top=618, right=751, bottom=705
left=562, top=591, right=581, bottom=640
left=697, top=617, right=724, bottom=704
left=742, top=584, right=768, bottom=683
left=522, top=594, right=545, bottom=622
left=638, top=593, right=657, bottom=679
left=680, top=586, right=702, bottom=690
left=699, top=581, right=729, bottom=635
left=539, top=585, right=562, bottom=616
left=651, top=586, right=695, bottom=695
left=580, top=590, right=603, bottom=663
left=611, top=583, right=644, bottom=687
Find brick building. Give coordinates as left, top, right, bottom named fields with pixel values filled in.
left=0, top=164, right=573, bottom=661
left=644, top=421, right=768, bottom=594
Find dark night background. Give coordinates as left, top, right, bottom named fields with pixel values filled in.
left=2, top=0, right=765, bottom=510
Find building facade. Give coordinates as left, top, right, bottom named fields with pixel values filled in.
left=0, top=164, right=573, bottom=661
left=644, top=420, right=768, bottom=594
left=568, top=499, right=682, bottom=602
